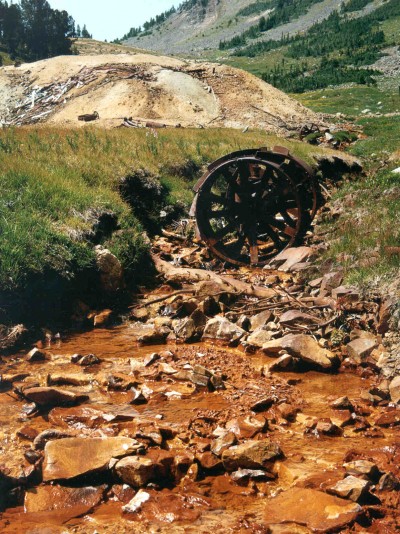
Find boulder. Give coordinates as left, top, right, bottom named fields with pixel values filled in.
left=329, top=476, right=370, bottom=502
left=222, top=439, right=282, bottom=471
left=94, top=245, right=124, bottom=294
left=210, top=432, right=237, bottom=457
left=343, top=460, right=380, bottom=481
left=114, top=455, right=156, bottom=488
left=245, top=328, right=273, bottom=348
left=249, top=310, right=273, bottom=331
left=173, top=317, right=196, bottom=341
left=263, top=488, right=361, bottom=531
left=203, top=317, right=245, bottom=344
left=43, top=437, right=142, bottom=481
left=346, top=337, right=378, bottom=363
left=263, top=334, right=337, bottom=370
left=225, top=415, right=266, bottom=439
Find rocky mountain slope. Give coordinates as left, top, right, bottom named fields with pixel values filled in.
left=123, top=0, right=366, bottom=56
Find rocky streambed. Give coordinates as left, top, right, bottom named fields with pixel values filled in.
left=0, top=241, right=399, bottom=533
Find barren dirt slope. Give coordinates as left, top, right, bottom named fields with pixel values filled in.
left=0, top=53, right=323, bottom=134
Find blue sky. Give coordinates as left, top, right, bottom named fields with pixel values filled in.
left=48, top=0, right=177, bottom=41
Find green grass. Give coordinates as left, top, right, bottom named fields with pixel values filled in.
left=294, top=85, right=400, bottom=116
left=319, top=167, right=400, bottom=288
left=296, top=82, right=400, bottom=288
left=0, top=126, right=328, bottom=297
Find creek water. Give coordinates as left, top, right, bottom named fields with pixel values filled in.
left=0, top=324, right=398, bottom=533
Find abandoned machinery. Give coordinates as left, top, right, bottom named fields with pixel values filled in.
left=191, top=146, right=319, bottom=266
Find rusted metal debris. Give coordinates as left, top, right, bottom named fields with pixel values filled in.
left=121, top=117, right=182, bottom=129
left=191, top=146, right=320, bottom=267
left=78, top=111, right=99, bottom=122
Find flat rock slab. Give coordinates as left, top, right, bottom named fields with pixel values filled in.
left=23, top=387, right=89, bottom=407
left=279, top=310, right=321, bottom=326
left=43, top=437, right=141, bottom=481
left=266, top=247, right=315, bottom=271
left=263, top=334, right=337, bottom=370
left=264, top=488, right=361, bottom=531
left=25, top=484, right=106, bottom=513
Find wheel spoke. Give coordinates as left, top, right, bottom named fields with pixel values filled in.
left=263, top=224, right=284, bottom=248
left=280, top=209, right=297, bottom=228
left=208, top=220, right=237, bottom=245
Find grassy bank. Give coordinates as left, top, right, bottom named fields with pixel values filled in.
left=0, top=126, right=331, bottom=323
left=295, top=84, right=400, bottom=291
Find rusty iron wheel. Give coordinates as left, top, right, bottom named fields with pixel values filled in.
left=192, top=147, right=317, bottom=267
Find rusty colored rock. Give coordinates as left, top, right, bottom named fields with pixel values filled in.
left=343, top=460, right=380, bottom=480
left=225, top=415, right=267, bottom=439
left=222, top=439, right=282, bottom=471
left=114, top=455, right=155, bottom=488
left=267, top=247, right=315, bottom=272
left=329, top=475, right=370, bottom=502
left=23, top=387, right=89, bottom=407
left=47, top=373, right=93, bottom=387
left=263, top=333, right=337, bottom=370
left=249, top=310, right=273, bottom=331
left=279, top=310, right=321, bottom=326
left=33, top=429, right=74, bottom=450
left=374, top=409, right=400, bottom=427
left=203, top=317, right=245, bottom=344
left=43, top=437, right=142, bottom=481
left=198, top=452, right=223, bottom=470
left=263, top=488, right=361, bottom=531
left=245, top=328, right=273, bottom=348
left=211, top=432, right=237, bottom=457
left=389, top=376, right=400, bottom=404
left=26, top=347, right=50, bottom=362
left=93, top=309, right=113, bottom=327
left=346, top=337, right=378, bottom=363
left=24, top=484, right=106, bottom=513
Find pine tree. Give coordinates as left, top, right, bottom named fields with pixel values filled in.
left=81, top=24, right=92, bottom=39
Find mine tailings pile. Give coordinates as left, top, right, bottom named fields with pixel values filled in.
left=0, top=226, right=399, bottom=533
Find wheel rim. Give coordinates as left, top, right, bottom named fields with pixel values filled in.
left=195, top=156, right=305, bottom=266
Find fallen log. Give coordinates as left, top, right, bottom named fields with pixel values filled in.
left=152, top=255, right=277, bottom=299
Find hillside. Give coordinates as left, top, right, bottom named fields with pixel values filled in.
left=122, top=0, right=400, bottom=96
left=0, top=53, right=322, bottom=134
left=124, top=0, right=357, bottom=56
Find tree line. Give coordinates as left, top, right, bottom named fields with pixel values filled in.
left=0, top=0, right=91, bottom=62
